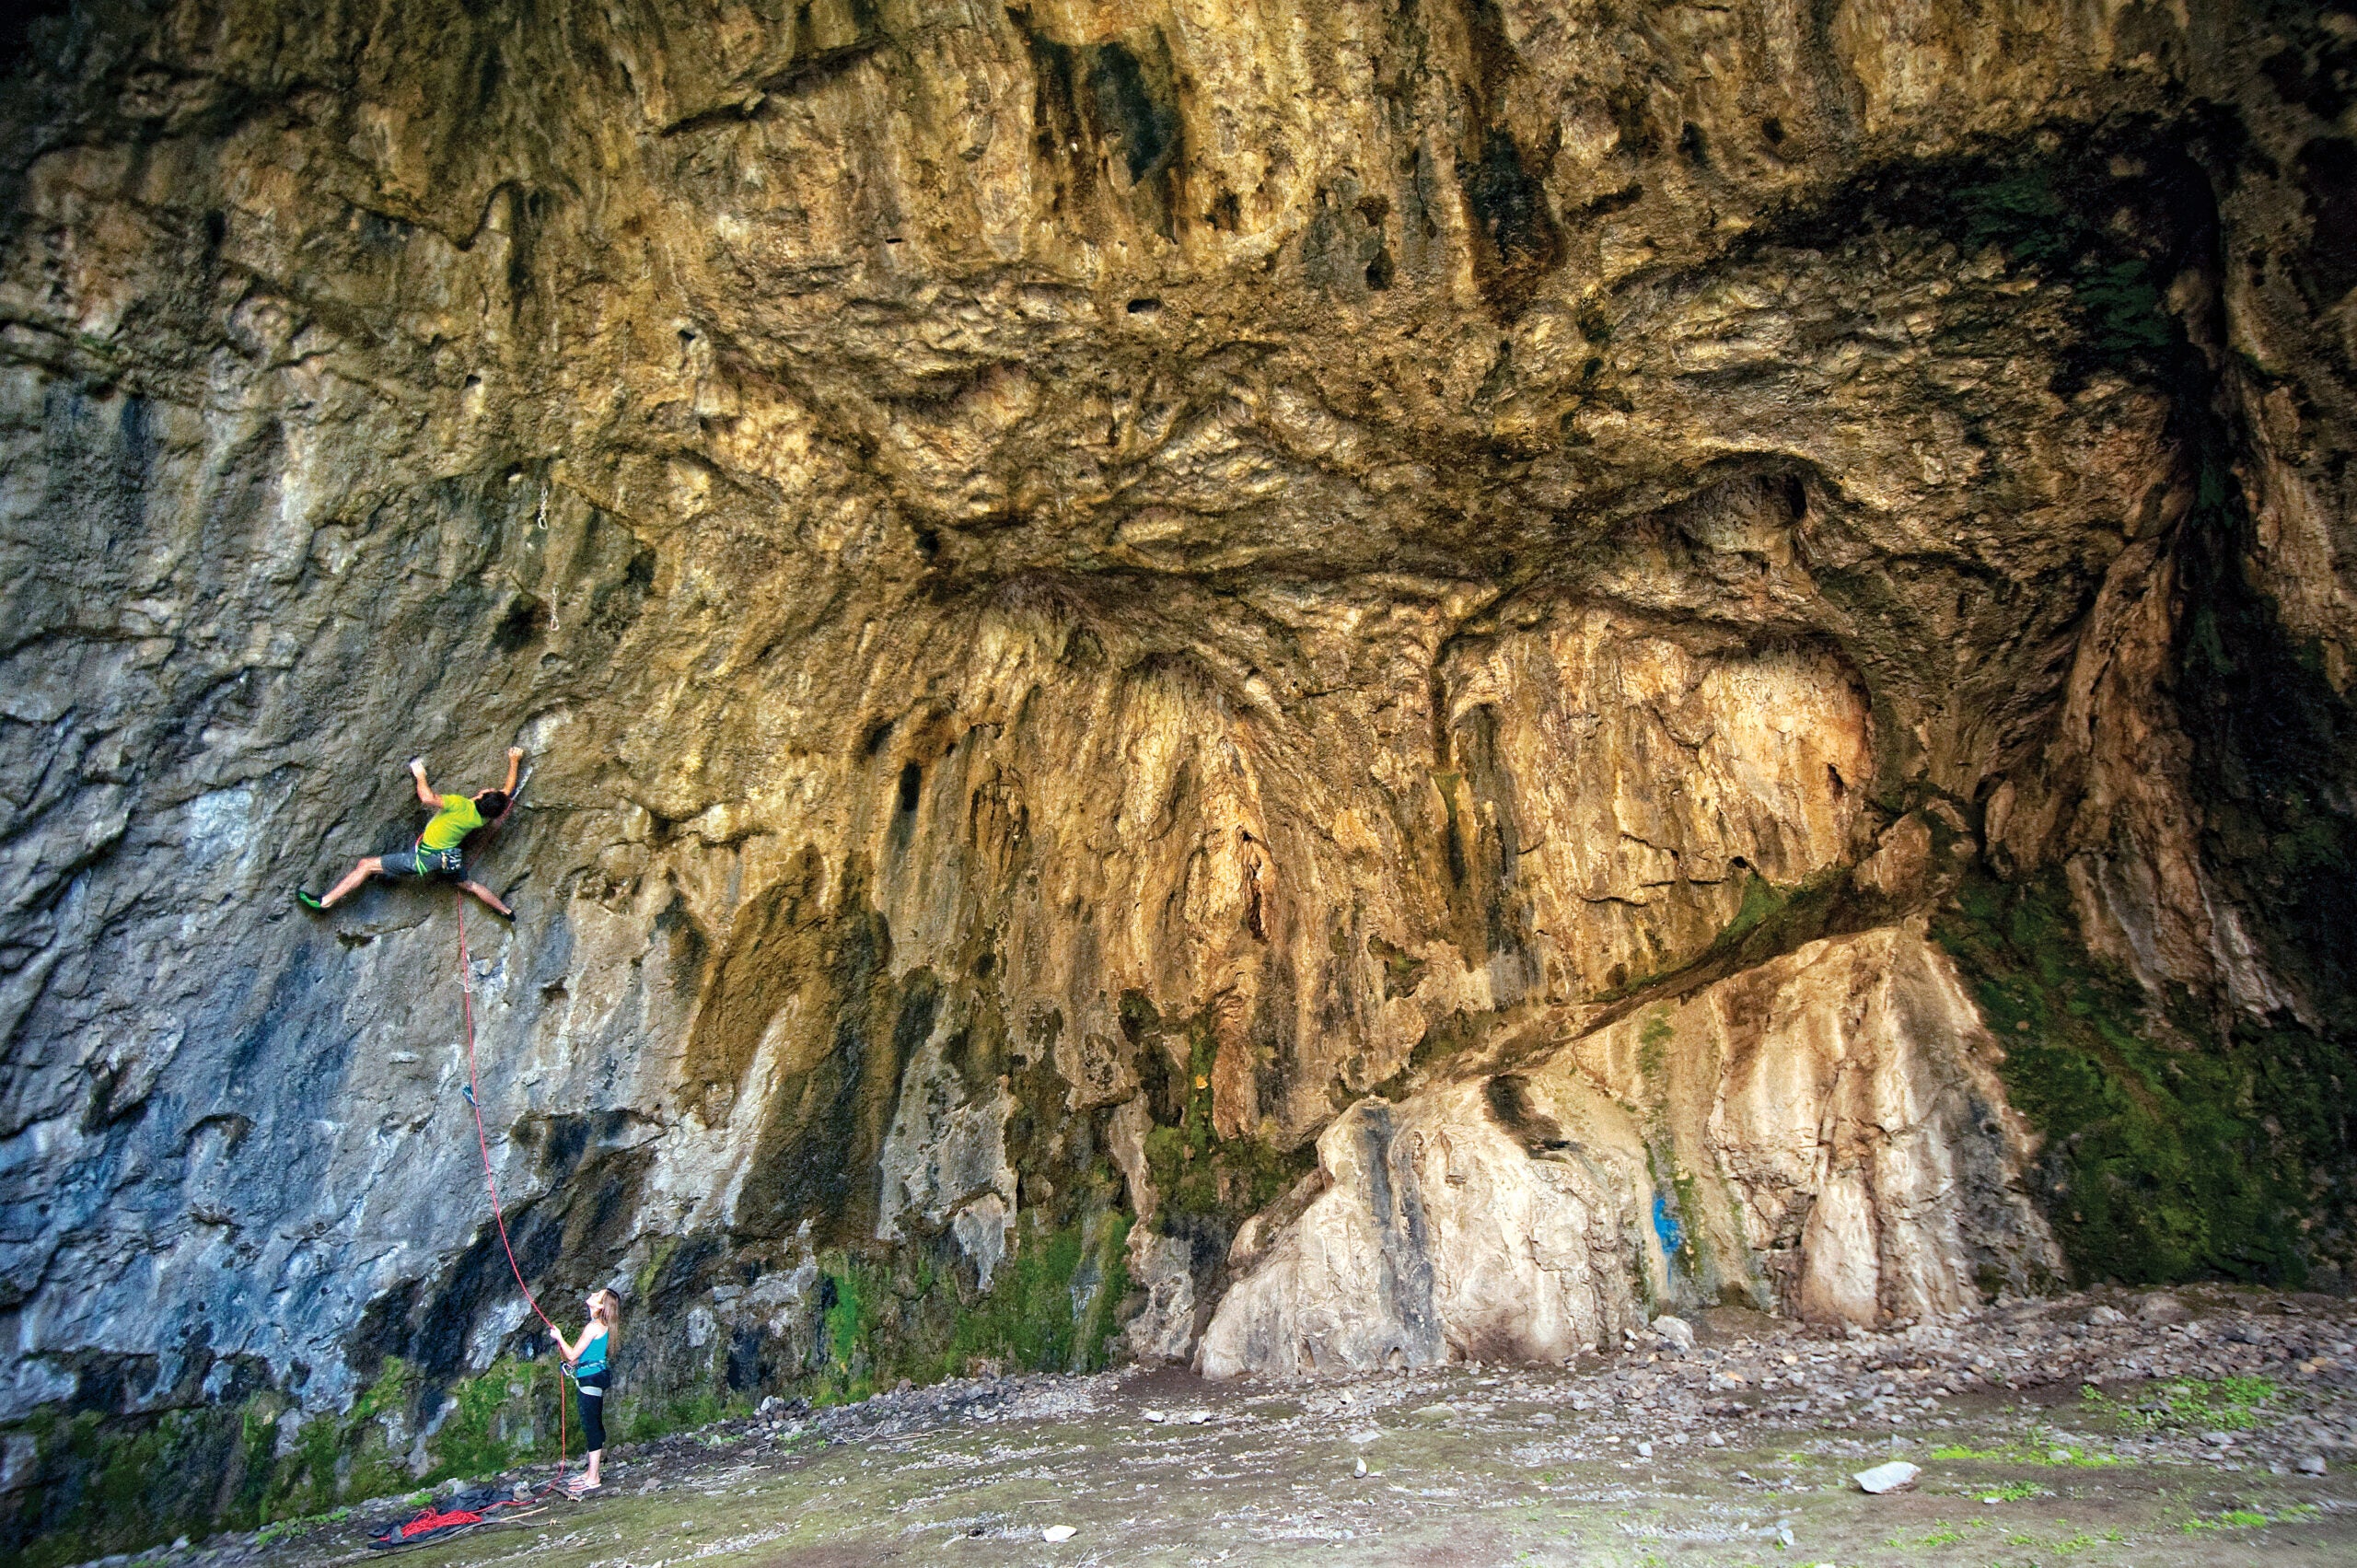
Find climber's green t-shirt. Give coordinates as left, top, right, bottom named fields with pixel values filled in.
left=419, top=794, right=486, bottom=852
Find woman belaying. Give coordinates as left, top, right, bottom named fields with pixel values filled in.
left=551, top=1289, right=621, bottom=1498
left=296, top=748, right=524, bottom=917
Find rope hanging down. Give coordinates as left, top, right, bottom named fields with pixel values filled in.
left=370, top=777, right=575, bottom=1549
left=456, top=890, right=571, bottom=1485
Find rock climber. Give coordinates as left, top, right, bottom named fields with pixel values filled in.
left=550, top=1289, right=620, bottom=1498
left=296, top=748, right=523, bottom=917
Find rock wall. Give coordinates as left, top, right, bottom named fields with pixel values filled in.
left=2, top=0, right=2353, bottom=1554
left=1201, top=924, right=2059, bottom=1377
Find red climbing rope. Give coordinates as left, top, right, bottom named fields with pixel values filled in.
left=456, top=891, right=571, bottom=1489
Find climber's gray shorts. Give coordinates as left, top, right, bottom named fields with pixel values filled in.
left=377, top=845, right=464, bottom=880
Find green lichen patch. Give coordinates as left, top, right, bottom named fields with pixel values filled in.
left=7, top=1195, right=1151, bottom=1565
left=1, top=1353, right=572, bottom=1568
left=1636, top=1005, right=1675, bottom=1072
left=1366, top=933, right=1427, bottom=1001
left=792, top=1211, right=1133, bottom=1407
left=1588, top=865, right=1854, bottom=1016
left=1368, top=1006, right=1502, bottom=1103
left=1765, top=122, right=2224, bottom=393
left=944, top=1212, right=1132, bottom=1378
left=1933, top=872, right=2354, bottom=1288
left=1129, top=1004, right=1314, bottom=1227
left=2174, top=444, right=2357, bottom=1030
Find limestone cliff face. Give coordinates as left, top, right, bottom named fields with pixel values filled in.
left=1198, top=926, right=2059, bottom=1376
left=3, top=0, right=2354, bottom=1549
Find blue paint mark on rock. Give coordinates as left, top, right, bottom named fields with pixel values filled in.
left=1652, top=1191, right=1685, bottom=1257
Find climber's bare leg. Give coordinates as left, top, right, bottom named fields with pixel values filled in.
left=317, top=857, right=387, bottom=909
left=458, top=878, right=513, bottom=918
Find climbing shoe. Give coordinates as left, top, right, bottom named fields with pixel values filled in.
left=295, top=889, right=325, bottom=912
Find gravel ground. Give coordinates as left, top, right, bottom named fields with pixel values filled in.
left=89, top=1284, right=2357, bottom=1568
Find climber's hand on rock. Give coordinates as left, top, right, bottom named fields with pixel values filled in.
left=508, top=747, right=525, bottom=761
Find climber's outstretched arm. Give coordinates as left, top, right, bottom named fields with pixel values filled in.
left=408, top=756, right=438, bottom=807
left=502, top=746, right=523, bottom=795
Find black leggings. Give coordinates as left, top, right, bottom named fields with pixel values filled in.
left=574, top=1372, right=608, bottom=1452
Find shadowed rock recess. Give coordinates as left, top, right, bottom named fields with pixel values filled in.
left=3, top=0, right=2354, bottom=1557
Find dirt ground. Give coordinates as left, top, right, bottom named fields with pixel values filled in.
left=144, top=1285, right=2357, bottom=1567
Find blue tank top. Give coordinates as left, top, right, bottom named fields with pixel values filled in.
left=574, top=1328, right=608, bottom=1377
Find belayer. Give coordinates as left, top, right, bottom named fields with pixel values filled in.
left=297, top=748, right=524, bottom=917
left=550, top=1290, right=620, bottom=1497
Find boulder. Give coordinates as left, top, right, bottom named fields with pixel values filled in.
left=1853, top=1462, right=1922, bottom=1494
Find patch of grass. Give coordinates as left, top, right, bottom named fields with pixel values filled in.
left=1894, top=1523, right=1970, bottom=1546
left=622, top=1386, right=734, bottom=1442
left=2088, top=1376, right=2278, bottom=1433
left=251, top=1504, right=352, bottom=1551
left=1927, top=1438, right=2112, bottom=1469
left=1978, top=1480, right=2055, bottom=1502
left=2053, top=1529, right=2114, bottom=1553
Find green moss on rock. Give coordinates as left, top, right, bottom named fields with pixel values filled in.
left=795, top=1210, right=1132, bottom=1406
left=0, top=1352, right=576, bottom=1568
left=1933, top=873, right=2354, bottom=1288
left=6, top=1199, right=1144, bottom=1566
